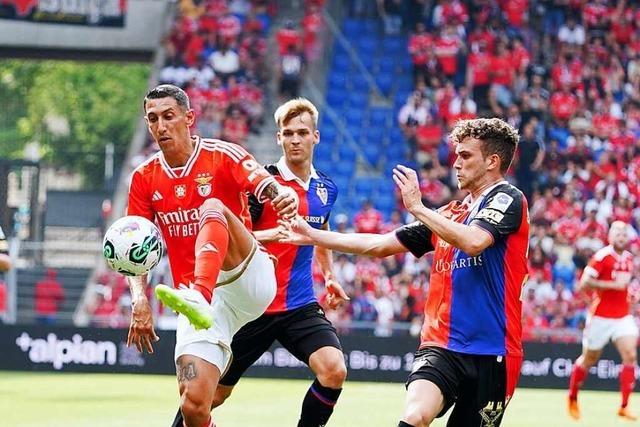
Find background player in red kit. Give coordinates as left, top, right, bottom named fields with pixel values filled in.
left=171, top=98, right=349, bottom=427
left=282, top=118, right=528, bottom=427
left=126, top=84, right=297, bottom=427
left=567, top=220, right=638, bottom=421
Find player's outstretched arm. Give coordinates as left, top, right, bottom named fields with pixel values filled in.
left=393, top=165, right=492, bottom=256
left=126, top=275, right=159, bottom=354
left=281, top=216, right=406, bottom=258
left=578, top=270, right=627, bottom=291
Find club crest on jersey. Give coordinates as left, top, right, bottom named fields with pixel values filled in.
left=316, top=185, right=328, bottom=205
left=194, top=173, right=213, bottom=197
left=174, top=184, right=187, bottom=199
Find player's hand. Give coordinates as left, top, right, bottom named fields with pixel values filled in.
left=272, top=186, right=299, bottom=220
left=392, top=165, right=423, bottom=214
left=127, top=296, right=159, bottom=354
left=277, top=216, right=314, bottom=245
left=325, top=278, right=350, bottom=310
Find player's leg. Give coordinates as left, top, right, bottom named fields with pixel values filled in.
left=446, top=354, right=521, bottom=427
left=612, top=315, right=639, bottom=420
left=156, top=198, right=255, bottom=329
left=171, top=314, right=280, bottom=427
left=568, top=315, right=609, bottom=419
left=398, top=347, right=463, bottom=426
left=176, top=353, right=222, bottom=427
left=277, top=303, right=346, bottom=427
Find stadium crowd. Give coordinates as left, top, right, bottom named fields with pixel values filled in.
left=90, top=0, right=640, bottom=343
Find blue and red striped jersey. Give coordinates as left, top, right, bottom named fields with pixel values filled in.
left=396, top=182, right=529, bottom=356
left=250, top=158, right=338, bottom=313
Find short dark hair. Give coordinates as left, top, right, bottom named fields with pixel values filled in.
left=450, top=118, right=520, bottom=174
left=144, top=84, right=190, bottom=112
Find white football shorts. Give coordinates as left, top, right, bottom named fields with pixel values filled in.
left=582, top=314, right=639, bottom=351
left=174, top=242, right=277, bottom=374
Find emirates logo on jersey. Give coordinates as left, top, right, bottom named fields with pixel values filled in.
left=316, top=185, right=328, bottom=205
left=194, top=173, right=213, bottom=197
left=174, top=184, right=187, bottom=199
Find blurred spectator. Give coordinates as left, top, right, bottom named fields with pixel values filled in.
left=353, top=200, right=383, bottom=234
left=377, top=0, right=403, bottom=35
left=34, top=269, right=64, bottom=325
left=278, top=45, right=305, bottom=99
left=515, top=120, right=545, bottom=200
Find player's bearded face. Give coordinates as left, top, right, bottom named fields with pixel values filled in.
left=278, top=112, right=319, bottom=164
left=609, top=224, right=629, bottom=250
left=144, top=98, right=194, bottom=151
left=453, top=138, right=487, bottom=191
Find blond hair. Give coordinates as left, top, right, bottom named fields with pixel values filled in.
left=274, top=98, right=319, bottom=129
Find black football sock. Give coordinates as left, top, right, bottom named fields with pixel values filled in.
left=398, top=422, right=415, bottom=427
left=297, top=378, right=342, bottom=427
left=170, top=407, right=183, bottom=427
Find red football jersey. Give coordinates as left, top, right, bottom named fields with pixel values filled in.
left=127, top=136, right=276, bottom=288
left=582, top=245, right=634, bottom=318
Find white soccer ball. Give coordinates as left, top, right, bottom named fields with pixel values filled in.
left=102, top=215, right=164, bottom=276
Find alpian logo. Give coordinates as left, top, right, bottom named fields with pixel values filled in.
left=15, top=332, right=117, bottom=370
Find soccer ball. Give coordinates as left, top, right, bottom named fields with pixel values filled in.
left=103, top=216, right=164, bottom=276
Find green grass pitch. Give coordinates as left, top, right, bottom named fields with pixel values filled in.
left=0, top=371, right=633, bottom=426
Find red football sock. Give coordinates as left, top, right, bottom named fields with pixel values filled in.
left=620, top=364, right=636, bottom=408
left=569, top=363, right=587, bottom=400
left=193, top=209, right=229, bottom=303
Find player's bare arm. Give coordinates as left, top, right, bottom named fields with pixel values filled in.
left=578, top=271, right=627, bottom=291
left=282, top=216, right=406, bottom=258
left=0, top=254, right=10, bottom=272
left=315, top=222, right=349, bottom=309
left=262, top=181, right=298, bottom=219
left=253, top=225, right=290, bottom=243
left=126, top=274, right=159, bottom=354
left=393, top=164, right=493, bottom=256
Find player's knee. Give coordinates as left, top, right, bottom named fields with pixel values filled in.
left=199, top=198, right=226, bottom=215
left=317, top=355, right=347, bottom=388
left=621, top=351, right=637, bottom=365
left=180, top=388, right=211, bottom=421
left=403, top=404, right=434, bottom=427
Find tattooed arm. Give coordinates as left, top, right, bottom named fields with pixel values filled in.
left=262, top=181, right=298, bottom=219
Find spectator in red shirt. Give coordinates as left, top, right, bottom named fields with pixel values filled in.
left=353, top=200, right=383, bottom=234
left=221, top=106, right=250, bottom=146
left=34, top=268, right=64, bottom=325
left=550, top=84, right=579, bottom=123
left=408, top=22, right=435, bottom=85
left=276, top=20, right=302, bottom=56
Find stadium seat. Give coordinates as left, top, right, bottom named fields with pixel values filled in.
left=342, top=19, right=365, bottom=37
left=328, top=72, right=349, bottom=90
left=365, top=127, right=385, bottom=146
left=356, top=38, right=377, bottom=55
left=362, top=144, right=382, bottom=166
left=375, top=74, right=394, bottom=96
left=326, top=89, right=345, bottom=108
left=382, top=36, right=407, bottom=54
left=368, top=107, right=392, bottom=127
left=347, top=91, right=369, bottom=109
left=332, top=54, right=351, bottom=73
left=345, top=109, right=365, bottom=125
left=338, top=144, right=357, bottom=163
left=334, top=160, right=355, bottom=178
left=351, top=77, right=371, bottom=93
left=314, top=141, right=334, bottom=162
left=377, top=56, right=396, bottom=74
left=344, top=127, right=363, bottom=144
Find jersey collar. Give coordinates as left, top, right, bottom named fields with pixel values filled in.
left=462, top=180, right=509, bottom=218
left=276, top=156, right=319, bottom=191
left=159, top=135, right=201, bottom=179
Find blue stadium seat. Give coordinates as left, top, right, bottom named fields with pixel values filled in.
left=365, top=127, right=384, bottom=145
left=334, top=160, right=355, bottom=178
left=382, top=36, right=407, bottom=54
left=351, top=77, right=371, bottom=93
left=354, top=178, right=375, bottom=197
left=332, top=175, right=351, bottom=193
left=394, top=90, right=411, bottom=107
left=362, top=20, right=379, bottom=34
left=314, top=141, right=334, bottom=162
left=338, top=144, right=357, bottom=163
left=345, top=109, right=365, bottom=125
left=342, top=19, right=365, bottom=37
left=314, top=158, right=334, bottom=175
left=375, top=193, right=397, bottom=215
left=369, top=107, right=392, bottom=126
left=362, top=144, right=382, bottom=166
left=395, top=77, right=414, bottom=93
left=375, top=74, right=394, bottom=96
left=328, top=72, right=349, bottom=90
left=345, top=127, right=363, bottom=143
left=319, top=126, right=338, bottom=145
left=348, top=91, right=369, bottom=109
left=326, top=89, right=345, bottom=108
left=332, top=54, right=351, bottom=73
left=389, top=127, right=405, bottom=144
left=377, top=56, right=396, bottom=74
left=356, top=38, right=377, bottom=55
